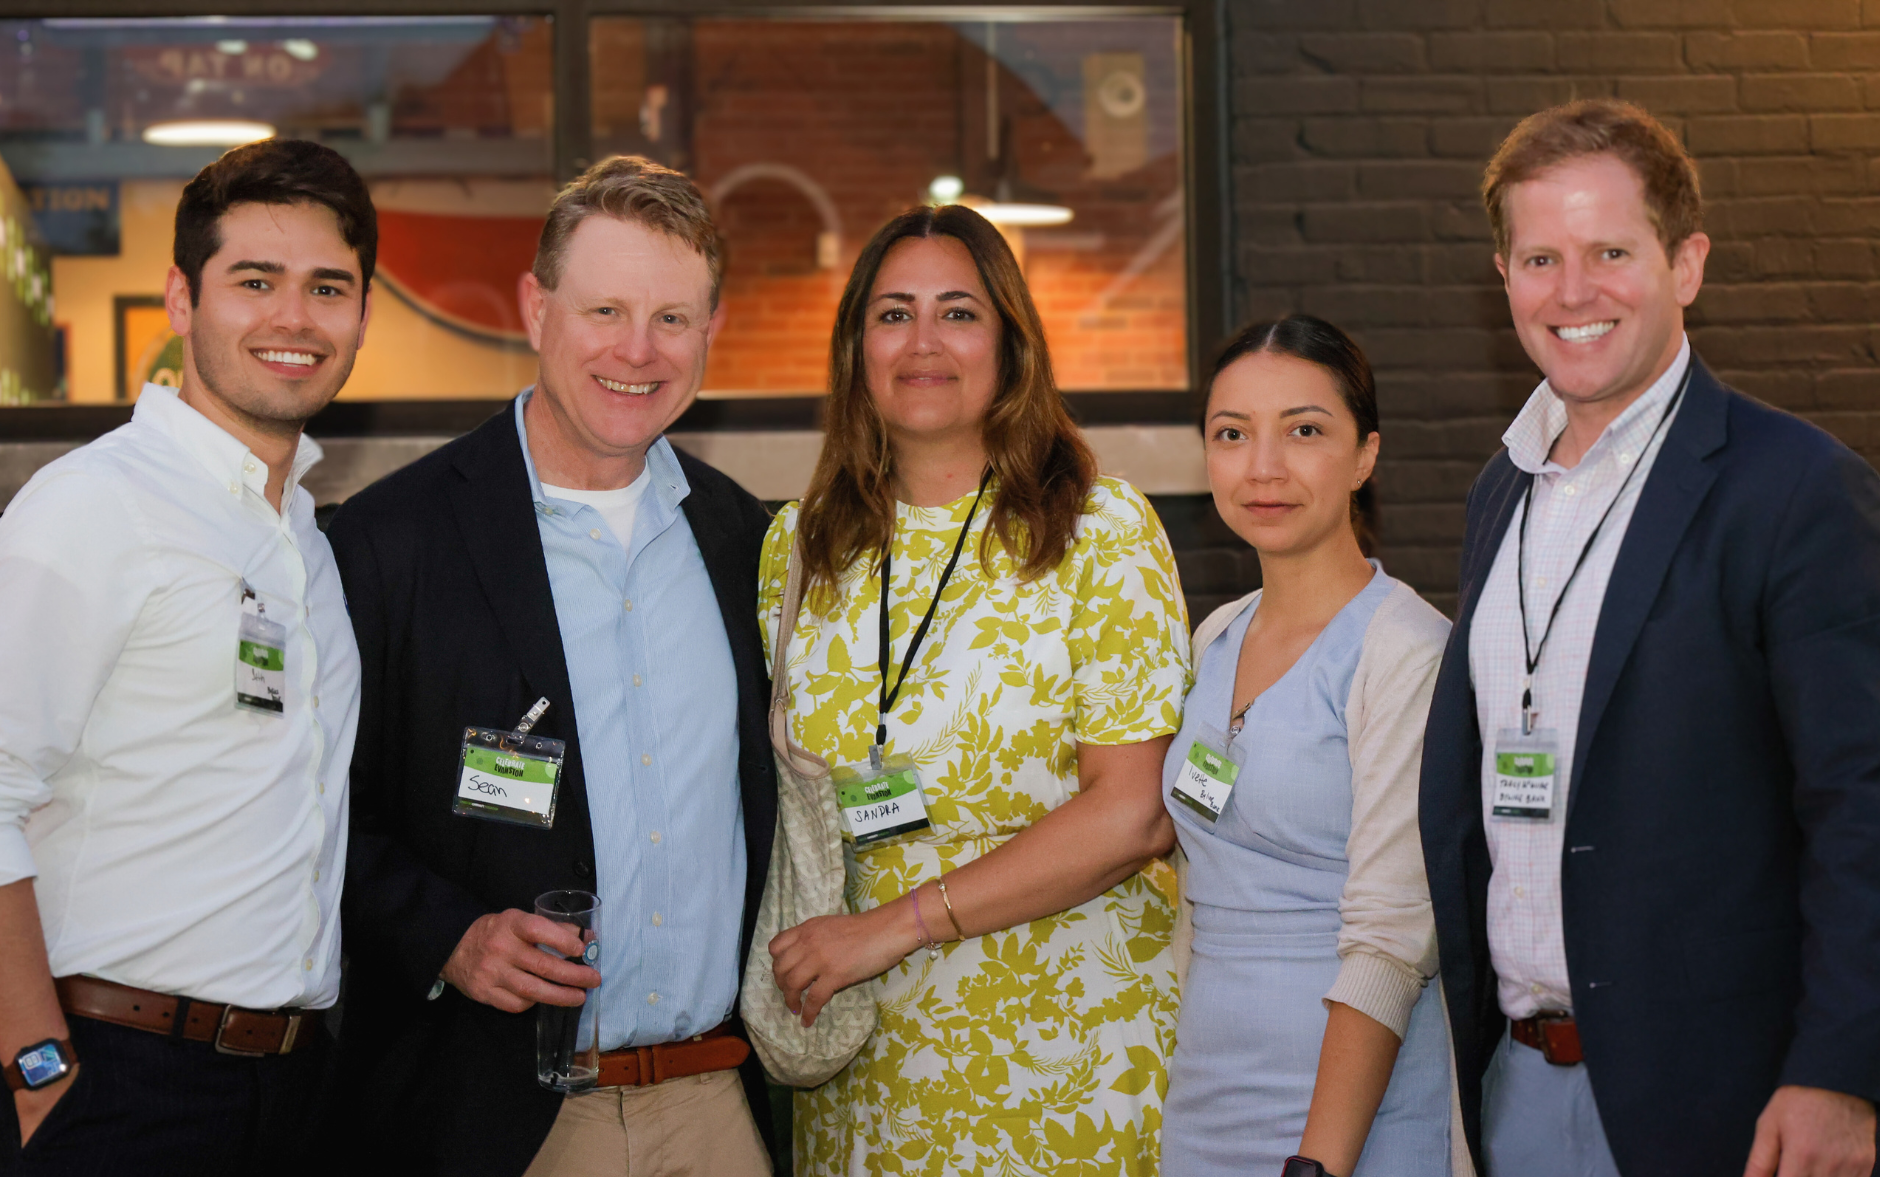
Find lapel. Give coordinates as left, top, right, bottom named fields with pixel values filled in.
left=1567, top=357, right=1729, bottom=815
left=675, top=452, right=765, bottom=727
left=1455, top=456, right=1532, bottom=638
left=444, top=402, right=583, bottom=764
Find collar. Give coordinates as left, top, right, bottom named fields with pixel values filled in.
left=1503, top=335, right=1691, bottom=477
left=512, top=387, right=690, bottom=520
left=134, top=383, right=324, bottom=504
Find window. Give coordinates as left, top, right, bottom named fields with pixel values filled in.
left=0, top=5, right=1218, bottom=411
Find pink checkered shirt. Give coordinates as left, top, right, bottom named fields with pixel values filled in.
left=1467, top=338, right=1690, bottom=1019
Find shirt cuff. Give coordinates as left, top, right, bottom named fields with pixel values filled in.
left=1324, top=949, right=1426, bottom=1041
left=0, top=824, right=39, bottom=887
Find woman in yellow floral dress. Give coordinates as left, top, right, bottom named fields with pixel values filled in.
left=759, top=204, right=1192, bottom=1177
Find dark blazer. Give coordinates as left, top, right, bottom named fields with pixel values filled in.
left=1420, top=356, right=1880, bottom=1176
left=323, top=403, right=778, bottom=1176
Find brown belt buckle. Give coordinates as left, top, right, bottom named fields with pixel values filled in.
left=214, top=1007, right=299, bottom=1057
left=1532, top=1012, right=1581, bottom=1067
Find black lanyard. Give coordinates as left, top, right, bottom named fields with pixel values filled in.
left=875, top=471, right=990, bottom=755
left=1515, top=365, right=1690, bottom=733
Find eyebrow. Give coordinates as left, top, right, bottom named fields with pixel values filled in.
left=872, top=289, right=982, bottom=304
left=226, top=260, right=358, bottom=285
left=1207, top=404, right=1335, bottom=423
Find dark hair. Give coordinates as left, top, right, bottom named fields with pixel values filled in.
left=174, top=139, right=377, bottom=305
left=1483, top=98, right=1701, bottom=260
left=796, top=204, right=1098, bottom=599
left=1203, top=314, right=1379, bottom=439
left=1202, top=313, right=1380, bottom=551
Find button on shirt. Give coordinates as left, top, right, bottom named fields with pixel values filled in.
left=0, top=385, right=359, bottom=1009
left=516, top=392, right=744, bottom=1050
left=1468, top=339, right=1690, bottom=1019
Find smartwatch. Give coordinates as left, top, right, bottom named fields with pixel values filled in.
left=5, top=1038, right=75, bottom=1092
left=1282, top=1158, right=1338, bottom=1177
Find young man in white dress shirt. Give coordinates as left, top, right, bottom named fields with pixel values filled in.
left=1420, top=100, right=1879, bottom=1177
left=0, top=139, right=373, bottom=1174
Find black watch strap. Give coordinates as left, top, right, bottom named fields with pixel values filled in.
left=1282, top=1157, right=1336, bottom=1177
left=5, top=1038, right=75, bottom=1093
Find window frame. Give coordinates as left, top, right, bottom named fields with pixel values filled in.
left=0, top=0, right=1225, bottom=437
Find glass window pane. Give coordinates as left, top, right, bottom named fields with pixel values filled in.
left=591, top=13, right=1189, bottom=397
left=0, top=16, right=554, bottom=404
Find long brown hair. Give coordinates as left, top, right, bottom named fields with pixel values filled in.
left=796, top=204, right=1098, bottom=597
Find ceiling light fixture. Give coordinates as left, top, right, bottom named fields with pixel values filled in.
left=142, top=119, right=276, bottom=147
left=972, top=202, right=1074, bottom=227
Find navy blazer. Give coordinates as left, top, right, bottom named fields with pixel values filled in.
left=1420, top=356, right=1880, bottom=1175
left=321, top=405, right=778, bottom=1176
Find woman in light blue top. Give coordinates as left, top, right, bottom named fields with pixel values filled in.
left=1161, top=315, right=1457, bottom=1177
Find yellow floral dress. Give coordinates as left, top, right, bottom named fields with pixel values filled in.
left=758, top=476, right=1192, bottom=1177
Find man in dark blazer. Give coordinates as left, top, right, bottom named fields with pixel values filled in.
left=324, top=157, right=778, bottom=1176
left=1421, top=100, right=1879, bottom=1177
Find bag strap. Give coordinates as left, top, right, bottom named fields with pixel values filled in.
left=769, top=539, right=830, bottom=778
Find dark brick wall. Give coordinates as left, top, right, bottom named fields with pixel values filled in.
left=1222, top=0, right=1880, bottom=613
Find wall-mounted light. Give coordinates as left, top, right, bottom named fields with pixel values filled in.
left=142, top=120, right=276, bottom=147
left=928, top=174, right=965, bottom=203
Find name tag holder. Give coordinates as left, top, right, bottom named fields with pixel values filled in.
left=454, top=697, right=565, bottom=829
left=1491, top=725, right=1558, bottom=823
left=1170, top=724, right=1243, bottom=824
left=234, top=582, right=287, bottom=716
left=833, top=749, right=932, bottom=846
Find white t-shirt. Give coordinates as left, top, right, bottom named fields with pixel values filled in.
left=542, top=468, right=652, bottom=553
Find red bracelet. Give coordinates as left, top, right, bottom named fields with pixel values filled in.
left=910, top=887, right=942, bottom=961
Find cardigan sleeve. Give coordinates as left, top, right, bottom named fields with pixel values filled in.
left=1324, top=583, right=1450, bottom=1039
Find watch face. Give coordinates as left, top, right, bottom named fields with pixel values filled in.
left=17, top=1040, right=70, bottom=1090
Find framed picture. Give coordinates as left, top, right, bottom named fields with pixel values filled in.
left=115, top=295, right=180, bottom=402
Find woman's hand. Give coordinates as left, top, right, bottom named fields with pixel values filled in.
left=770, top=901, right=918, bottom=1027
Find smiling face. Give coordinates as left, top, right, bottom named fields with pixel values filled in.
left=862, top=235, right=1002, bottom=452
left=519, top=213, right=721, bottom=485
left=1497, top=152, right=1708, bottom=413
left=1204, top=349, right=1379, bottom=559
left=165, top=200, right=369, bottom=434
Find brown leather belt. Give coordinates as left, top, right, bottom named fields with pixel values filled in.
left=596, top=1023, right=750, bottom=1088
left=1510, top=1010, right=1583, bottom=1066
left=56, top=975, right=321, bottom=1057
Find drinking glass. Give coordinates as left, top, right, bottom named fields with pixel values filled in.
left=534, top=889, right=601, bottom=1092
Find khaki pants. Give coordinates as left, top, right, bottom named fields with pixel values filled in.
left=522, top=1069, right=772, bottom=1177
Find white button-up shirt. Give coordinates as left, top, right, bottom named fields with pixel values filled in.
left=1468, top=339, right=1690, bottom=1019
left=0, top=384, right=358, bottom=1010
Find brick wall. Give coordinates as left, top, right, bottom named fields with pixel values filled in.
left=1220, top=0, right=1880, bottom=613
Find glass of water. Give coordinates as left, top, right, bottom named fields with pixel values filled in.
left=534, top=889, right=601, bottom=1092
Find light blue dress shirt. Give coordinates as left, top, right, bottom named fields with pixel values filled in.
left=515, top=392, right=745, bottom=1050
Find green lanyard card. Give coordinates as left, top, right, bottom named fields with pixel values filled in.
left=1171, top=724, right=1243, bottom=824
left=832, top=751, right=932, bottom=846
left=235, top=582, right=287, bottom=716
left=454, top=698, right=565, bottom=829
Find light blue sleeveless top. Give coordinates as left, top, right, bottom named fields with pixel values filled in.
left=1160, top=568, right=1451, bottom=1177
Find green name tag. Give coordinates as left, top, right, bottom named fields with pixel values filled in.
left=234, top=604, right=287, bottom=716
left=454, top=725, right=565, bottom=828
left=832, top=757, right=931, bottom=846
left=1171, top=727, right=1241, bottom=823
left=1492, top=728, right=1559, bottom=821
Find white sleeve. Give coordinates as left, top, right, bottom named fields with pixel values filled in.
left=0, top=466, right=152, bottom=885
left=1324, top=586, right=1448, bottom=1040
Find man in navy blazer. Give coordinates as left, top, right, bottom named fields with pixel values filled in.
left=1420, top=99, right=1880, bottom=1176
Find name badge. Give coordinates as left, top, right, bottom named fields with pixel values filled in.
left=1171, top=725, right=1242, bottom=823
left=1491, top=727, right=1559, bottom=822
left=235, top=585, right=287, bottom=716
left=832, top=753, right=931, bottom=846
left=454, top=725, right=565, bottom=829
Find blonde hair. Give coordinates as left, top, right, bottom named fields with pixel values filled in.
left=532, top=155, right=724, bottom=302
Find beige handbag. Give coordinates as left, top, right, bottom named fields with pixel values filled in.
left=739, top=542, right=878, bottom=1088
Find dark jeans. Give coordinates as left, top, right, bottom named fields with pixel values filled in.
left=2, top=1013, right=333, bottom=1177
